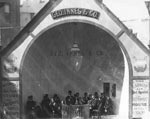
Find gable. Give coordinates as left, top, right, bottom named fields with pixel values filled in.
left=1, top=0, right=150, bottom=119
left=1, top=0, right=149, bottom=78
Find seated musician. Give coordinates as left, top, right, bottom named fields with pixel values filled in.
left=65, top=90, right=74, bottom=105
left=52, top=94, right=62, bottom=117
left=40, top=94, right=51, bottom=117
left=99, top=93, right=106, bottom=115
left=74, top=92, right=82, bottom=105
left=81, top=92, right=89, bottom=104
left=91, top=92, right=101, bottom=116
left=25, top=95, right=37, bottom=118
left=104, top=96, right=114, bottom=115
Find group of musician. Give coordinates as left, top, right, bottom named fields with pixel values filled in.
left=25, top=94, right=62, bottom=118
left=25, top=91, right=114, bottom=118
left=65, top=91, right=114, bottom=116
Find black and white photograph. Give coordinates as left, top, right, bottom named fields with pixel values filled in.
left=0, top=0, right=150, bottom=119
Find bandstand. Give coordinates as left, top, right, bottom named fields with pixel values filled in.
left=0, top=0, right=150, bottom=119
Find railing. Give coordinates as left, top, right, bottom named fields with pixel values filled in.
left=62, top=104, right=90, bottom=119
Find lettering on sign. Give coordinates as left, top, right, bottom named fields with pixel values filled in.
left=132, top=80, right=149, bottom=118
left=51, top=8, right=100, bottom=20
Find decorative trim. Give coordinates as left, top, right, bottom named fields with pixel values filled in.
left=29, top=33, right=35, bottom=38
left=133, top=56, right=148, bottom=73
left=116, top=30, right=125, bottom=38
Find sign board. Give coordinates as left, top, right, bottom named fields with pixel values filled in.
left=51, top=8, right=100, bottom=20
left=132, top=80, right=149, bottom=118
left=2, top=81, right=20, bottom=119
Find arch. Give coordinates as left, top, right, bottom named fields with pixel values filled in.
left=20, top=20, right=129, bottom=118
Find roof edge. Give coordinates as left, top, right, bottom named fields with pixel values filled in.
left=95, top=0, right=150, bottom=56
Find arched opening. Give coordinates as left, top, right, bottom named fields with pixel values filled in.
left=21, top=22, right=126, bottom=118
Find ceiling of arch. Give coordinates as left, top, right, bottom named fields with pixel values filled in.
left=22, top=22, right=124, bottom=96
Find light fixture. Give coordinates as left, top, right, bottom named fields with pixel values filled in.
left=70, top=41, right=83, bottom=72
